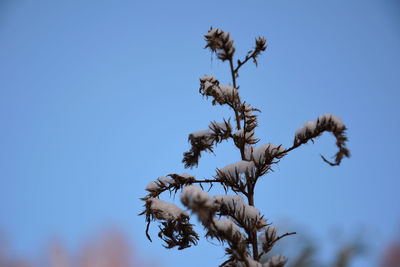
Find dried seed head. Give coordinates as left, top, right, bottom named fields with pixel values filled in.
left=199, top=75, right=240, bottom=106
left=205, top=27, right=235, bottom=61
left=265, top=226, right=277, bottom=242
left=293, top=113, right=350, bottom=166
left=255, top=37, right=267, bottom=52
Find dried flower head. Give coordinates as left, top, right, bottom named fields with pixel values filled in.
left=255, top=37, right=267, bottom=52
left=205, top=27, right=235, bottom=61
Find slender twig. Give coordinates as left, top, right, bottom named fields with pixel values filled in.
left=273, top=232, right=297, bottom=245
left=229, top=58, right=237, bottom=89
left=234, top=51, right=258, bottom=74
left=229, top=57, right=245, bottom=159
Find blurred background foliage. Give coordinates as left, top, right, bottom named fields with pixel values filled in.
left=1, top=225, right=400, bottom=267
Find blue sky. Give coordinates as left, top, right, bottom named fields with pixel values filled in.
left=0, top=0, right=399, bottom=266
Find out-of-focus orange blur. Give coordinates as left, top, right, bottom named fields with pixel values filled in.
left=0, top=230, right=154, bottom=267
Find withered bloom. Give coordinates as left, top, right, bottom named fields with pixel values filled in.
left=205, top=27, right=235, bottom=61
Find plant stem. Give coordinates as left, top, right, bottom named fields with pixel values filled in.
left=229, top=56, right=258, bottom=260
left=229, top=57, right=244, bottom=159
left=247, top=184, right=259, bottom=259
left=229, top=58, right=237, bottom=89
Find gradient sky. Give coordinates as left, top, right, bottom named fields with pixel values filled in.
left=1, top=1, right=399, bottom=266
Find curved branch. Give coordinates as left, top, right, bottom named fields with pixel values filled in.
left=279, top=114, right=350, bottom=166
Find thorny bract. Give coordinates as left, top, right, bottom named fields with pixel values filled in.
left=140, top=27, right=350, bottom=267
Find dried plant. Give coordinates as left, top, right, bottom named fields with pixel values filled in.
left=140, top=27, right=350, bottom=267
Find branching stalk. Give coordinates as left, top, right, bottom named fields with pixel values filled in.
left=139, top=27, right=349, bottom=267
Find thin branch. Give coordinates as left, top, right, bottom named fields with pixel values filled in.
left=273, top=232, right=297, bottom=245
left=229, top=57, right=244, bottom=158
left=234, top=50, right=258, bottom=74
left=229, top=57, right=237, bottom=90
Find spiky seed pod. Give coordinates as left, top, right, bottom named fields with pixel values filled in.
left=265, top=226, right=277, bottom=242
left=255, top=37, right=267, bottom=52
left=139, top=198, right=199, bottom=250
left=182, top=119, right=233, bottom=168
left=294, top=113, right=350, bottom=166
left=205, top=27, right=235, bottom=61
left=199, top=75, right=240, bottom=106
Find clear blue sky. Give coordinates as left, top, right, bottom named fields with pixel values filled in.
left=0, top=0, right=399, bottom=266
